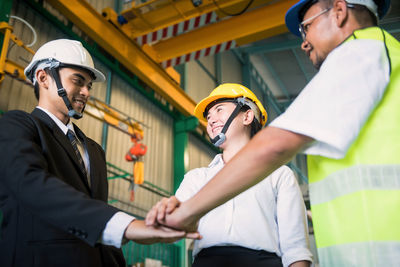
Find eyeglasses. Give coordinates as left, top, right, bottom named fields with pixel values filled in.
left=298, top=8, right=331, bottom=41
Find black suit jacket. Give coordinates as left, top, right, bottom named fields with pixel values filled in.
left=0, top=108, right=125, bottom=267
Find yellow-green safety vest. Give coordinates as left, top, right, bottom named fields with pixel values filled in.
left=307, top=27, right=400, bottom=266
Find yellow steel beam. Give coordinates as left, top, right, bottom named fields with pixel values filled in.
left=0, top=22, right=13, bottom=84
left=47, top=0, right=206, bottom=129
left=146, top=0, right=297, bottom=62
left=214, top=0, right=271, bottom=18
left=114, top=0, right=271, bottom=39
left=3, top=59, right=27, bottom=81
left=0, top=22, right=34, bottom=84
left=235, top=26, right=289, bottom=46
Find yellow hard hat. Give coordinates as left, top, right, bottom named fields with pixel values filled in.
left=194, top=83, right=268, bottom=126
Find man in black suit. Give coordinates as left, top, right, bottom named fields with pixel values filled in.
left=0, top=39, right=199, bottom=267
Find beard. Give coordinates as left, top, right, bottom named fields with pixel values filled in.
left=312, top=53, right=326, bottom=70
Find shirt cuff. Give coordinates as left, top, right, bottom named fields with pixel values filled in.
left=282, top=247, right=313, bottom=267
left=99, top=211, right=135, bottom=248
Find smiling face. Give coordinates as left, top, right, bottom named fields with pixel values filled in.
left=206, top=102, right=234, bottom=139
left=37, top=66, right=93, bottom=124
left=206, top=101, right=252, bottom=149
left=60, top=67, right=93, bottom=113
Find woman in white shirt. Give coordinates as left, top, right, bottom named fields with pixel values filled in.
left=146, top=83, right=312, bottom=267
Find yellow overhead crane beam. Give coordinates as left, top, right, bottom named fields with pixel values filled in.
left=47, top=0, right=206, bottom=129
left=103, top=0, right=271, bottom=39
left=143, top=0, right=297, bottom=63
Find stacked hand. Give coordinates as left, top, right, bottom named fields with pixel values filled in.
left=124, top=219, right=200, bottom=244
left=145, top=197, right=200, bottom=234
left=123, top=196, right=201, bottom=244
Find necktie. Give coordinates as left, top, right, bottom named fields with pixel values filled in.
left=67, top=129, right=88, bottom=179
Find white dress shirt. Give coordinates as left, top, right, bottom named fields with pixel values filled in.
left=176, top=154, right=313, bottom=267
left=270, top=39, right=390, bottom=158
left=36, top=106, right=134, bottom=248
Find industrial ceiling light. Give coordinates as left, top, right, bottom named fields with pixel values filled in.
left=191, top=0, right=202, bottom=7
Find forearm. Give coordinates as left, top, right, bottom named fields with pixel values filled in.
left=183, top=126, right=312, bottom=220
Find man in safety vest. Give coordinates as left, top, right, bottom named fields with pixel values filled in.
left=149, top=0, right=400, bottom=266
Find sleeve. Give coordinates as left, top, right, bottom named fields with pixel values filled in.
left=274, top=166, right=313, bottom=267
left=270, top=39, right=390, bottom=159
left=175, top=168, right=203, bottom=202
left=100, top=211, right=135, bottom=248
left=0, top=111, right=121, bottom=246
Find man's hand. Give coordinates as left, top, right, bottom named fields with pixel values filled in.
left=124, top=220, right=200, bottom=244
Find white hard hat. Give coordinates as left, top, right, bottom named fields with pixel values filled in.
left=24, top=39, right=105, bottom=84
left=347, top=0, right=386, bottom=19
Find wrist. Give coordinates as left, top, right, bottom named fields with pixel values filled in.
left=184, top=196, right=207, bottom=220
left=181, top=199, right=202, bottom=225
left=124, top=219, right=140, bottom=240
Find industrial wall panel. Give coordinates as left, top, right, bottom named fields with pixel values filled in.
left=246, top=81, right=266, bottom=112
left=250, top=54, right=283, bottom=99
left=220, top=50, right=242, bottom=84
left=0, top=1, right=68, bottom=113
left=106, top=74, right=174, bottom=217
left=198, top=56, right=215, bottom=77
left=250, top=78, right=280, bottom=123
left=185, top=60, right=215, bottom=103
left=184, top=50, right=244, bottom=105
left=0, top=75, right=36, bottom=113
left=187, top=133, right=216, bottom=173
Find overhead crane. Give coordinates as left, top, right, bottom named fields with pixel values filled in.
left=46, top=0, right=298, bottom=132
left=103, top=0, right=274, bottom=39
left=142, top=0, right=298, bottom=63
left=47, top=0, right=206, bottom=127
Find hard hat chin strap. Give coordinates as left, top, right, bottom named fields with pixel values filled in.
left=47, top=60, right=83, bottom=120
left=210, top=98, right=245, bottom=147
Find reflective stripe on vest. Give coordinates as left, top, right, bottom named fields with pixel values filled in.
left=307, top=27, right=400, bottom=266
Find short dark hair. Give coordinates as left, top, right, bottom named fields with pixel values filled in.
left=240, top=105, right=262, bottom=138
left=34, top=82, right=40, bottom=100
left=347, top=3, right=377, bottom=26
left=33, top=68, right=51, bottom=100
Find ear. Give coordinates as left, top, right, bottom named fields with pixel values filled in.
left=36, top=69, right=51, bottom=90
left=332, top=0, right=349, bottom=28
left=242, top=109, right=255, bottom=126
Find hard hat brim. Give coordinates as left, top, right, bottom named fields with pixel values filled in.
left=74, top=64, right=105, bottom=83
left=24, top=61, right=105, bottom=83
left=194, top=94, right=234, bottom=122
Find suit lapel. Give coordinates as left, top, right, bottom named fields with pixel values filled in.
left=31, top=108, right=91, bottom=193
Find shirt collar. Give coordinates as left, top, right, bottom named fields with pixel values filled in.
left=208, top=153, right=224, bottom=168
left=36, top=106, right=74, bottom=135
